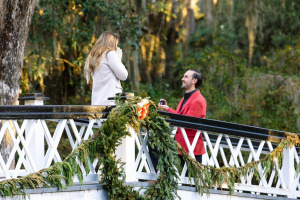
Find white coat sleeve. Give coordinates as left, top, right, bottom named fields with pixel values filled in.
left=107, top=51, right=128, bottom=81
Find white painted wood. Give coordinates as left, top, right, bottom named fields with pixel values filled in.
left=282, top=146, right=296, bottom=198
left=135, top=130, right=153, bottom=173
left=44, top=120, right=65, bottom=167
left=0, top=184, right=291, bottom=200
left=115, top=126, right=137, bottom=182
left=246, top=139, right=268, bottom=187
left=203, top=132, right=222, bottom=167
left=11, top=121, right=38, bottom=173
left=0, top=188, right=108, bottom=200
left=0, top=114, right=298, bottom=198
left=24, top=96, right=46, bottom=171
left=24, top=100, right=44, bottom=106
left=12, top=120, right=35, bottom=178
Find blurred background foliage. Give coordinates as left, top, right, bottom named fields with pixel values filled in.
left=21, top=0, right=300, bottom=133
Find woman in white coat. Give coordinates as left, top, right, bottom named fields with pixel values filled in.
left=84, top=31, right=128, bottom=105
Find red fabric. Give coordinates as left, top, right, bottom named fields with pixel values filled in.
left=167, top=90, right=206, bottom=155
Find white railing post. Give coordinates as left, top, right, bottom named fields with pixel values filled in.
left=18, top=93, right=49, bottom=171
left=112, top=92, right=137, bottom=182
left=115, top=126, right=137, bottom=182
left=282, top=146, right=296, bottom=198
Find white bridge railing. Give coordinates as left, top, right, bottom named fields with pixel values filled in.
left=0, top=118, right=103, bottom=181
left=0, top=93, right=299, bottom=199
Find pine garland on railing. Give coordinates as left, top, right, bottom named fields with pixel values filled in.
left=97, top=97, right=181, bottom=199
left=0, top=97, right=299, bottom=199
left=178, top=134, right=300, bottom=196
left=0, top=137, right=97, bottom=197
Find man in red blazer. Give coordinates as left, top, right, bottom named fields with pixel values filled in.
left=159, top=68, right=206, bottom=163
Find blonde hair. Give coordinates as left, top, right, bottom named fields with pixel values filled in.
left=84, top=31, right=119, bottom=80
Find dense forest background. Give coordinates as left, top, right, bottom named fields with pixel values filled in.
left=21, top=0, right=300, bottom=133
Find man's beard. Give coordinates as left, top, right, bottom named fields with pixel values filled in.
left=181, top=82, right=191, bottom=89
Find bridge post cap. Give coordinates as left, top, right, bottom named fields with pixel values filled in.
left=107, top=92, right=135, bottom=100
left=18, top=93, right=50, bottom=101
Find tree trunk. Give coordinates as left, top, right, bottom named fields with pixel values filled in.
left=186, top=0, right=197, bottom=41
left=245, top=0, right=258, bottom=66
left=163, top=0, right=181, bottom=89
left=0, top=0, right=36, bottom=165
left=131, top=49, right=140, bottom=92
left=204, top=0, right=214, bottom=26
left=226, top=0, right=234, bottom=28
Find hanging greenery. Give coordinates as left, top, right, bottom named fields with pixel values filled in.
left=96, top=97, right=181, bottom=199
left=179, top=133, right=300, bottom=196
left=0, top=97, right=300, bottom=199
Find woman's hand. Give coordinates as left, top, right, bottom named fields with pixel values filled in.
left=117, top=47, right=123, bottom=59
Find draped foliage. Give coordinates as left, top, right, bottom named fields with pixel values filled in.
left=0, top=97, right=299, bottom=199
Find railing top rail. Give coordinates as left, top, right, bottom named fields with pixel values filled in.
left=0, top=105, right=114, bottom=119
left=158, top=111, right=298, bottom=143
left=0, top=104, right=297, bottom=142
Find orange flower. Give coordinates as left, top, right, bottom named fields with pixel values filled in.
left=137, top=99, right=150, bottom=120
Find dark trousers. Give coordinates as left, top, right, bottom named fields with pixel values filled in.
left=148, top=142, right=202, bottom=173
left=179, top=154, right=202, bottom=165
left=148, top=142, right=159, bottom=173
left=179, top=154, right=202, bottom=176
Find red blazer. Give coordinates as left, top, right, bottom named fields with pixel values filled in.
left=167, top=90, right=206, bottom=155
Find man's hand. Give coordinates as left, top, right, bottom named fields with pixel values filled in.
left=158, top=99, right=169, bottom=111
left=158, top=105, right=169, bottom=111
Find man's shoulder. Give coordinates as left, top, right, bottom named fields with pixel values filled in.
left=192, top=90, right=206, bottom=102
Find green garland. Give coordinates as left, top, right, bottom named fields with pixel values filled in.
left=0, top=97, right=299, bottom=199
left=179, top=133, right=300, bottom=196
left=97, top=97, right=181, bottom=199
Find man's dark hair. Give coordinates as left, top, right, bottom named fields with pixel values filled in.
left=188, top=68, right=202, bottom=88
